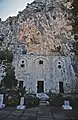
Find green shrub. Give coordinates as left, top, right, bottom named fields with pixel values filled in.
left=24, top=95, right=39, bottom=108
left=49, top=93, right=78, bottom=110
left=5, top=97, right=19, bottom=107
left=49, top=94, right=64, bottom=107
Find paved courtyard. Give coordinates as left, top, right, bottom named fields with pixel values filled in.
left=0, top=104, right=78, bottom=120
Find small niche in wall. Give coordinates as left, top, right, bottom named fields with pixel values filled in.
left=57, top=45, right=61, bottom=51
left=59, top=82, right=64, bottom=93
left=22, top=50, right=27, bottom=54
left=53, top=16, right=56, bottom=20
left=64, top=14, right=67, bottom=17
left=58, top=65, right=61, bottom=69
left=21, top=64, right=25, bottom=68
left=39, top=60, right=43, bottom=64
left=19, top=81, right=23, bottom=88
left=22, top=60, right=24, bottom=63
left=58, top=62, right=61, bottom=64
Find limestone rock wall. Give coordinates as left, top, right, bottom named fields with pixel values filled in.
left=0, top=0, right=76, bottom=92
left=17, top=0, right=74, bottom=55
left=0, top=0, right=74, bottom=55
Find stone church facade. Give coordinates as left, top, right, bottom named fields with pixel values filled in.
left=0, top=0, right=76, bottom=93
left=13, top=54, right=75, bottom=93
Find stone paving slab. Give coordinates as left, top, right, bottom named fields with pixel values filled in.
left=0, top=106, right=78, bottom=120
left=23, top=113, right=37, bottom=117
left=20, top=117, right=29, bottom=120
left=23, top=111, right=37, bottom=114
left=11, top=110, right=24, bottom=116
left=51, top=107, right=78, bottom=120
left=37, top=116, right=54, bottom=120
left=23, top=109, right=37, bottom=117
left=38, top=106, right=51, bottom=116
left=0, top=110, right=14, bottom=120
left=65, top=110, right=78, bottom=118
left=3, top=107, right=15, bottom=110
left=37, top=105, right=53, bottom=120
left=0, top=115, right=8, bottom=120
left=4, top=116, right=19, bottom=120
left=51, top=107, right=67, bottom=119
left=38, top=117, right=53, bottom=120
left=20, top=116, right=36, bottom=120
left=27, top=107, right=38, bottom=111
left=0, top=110, right=10, bottom=115
left=0, top=107, right=38, bottom=120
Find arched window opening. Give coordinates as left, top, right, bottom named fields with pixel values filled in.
left=57, top=45, right=61, bottom=51
left=22, top=50, right=27, bottom=54
left=58, top=62, right=61, bottom=64
left=21, top=64, right=25, bottom=68
left=58, top=65, right=61, bottom=69
left=39, top=60, right=43, bottom=64
left=53, top=16, right=56, bottom=20
left=22, top=60, right=24, bottom=63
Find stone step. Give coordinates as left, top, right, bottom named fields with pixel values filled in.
left=39, top=101, right=49, bottom=106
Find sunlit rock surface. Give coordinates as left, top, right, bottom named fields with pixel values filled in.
left=0, top=0, right=76, bottom=93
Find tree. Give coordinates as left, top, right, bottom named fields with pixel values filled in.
left=0, top=50, right=13, bottom=62
left=0, top=49, right=17, bottom=89
left=0, top=50, right=6, bottom=61
left=2, top=65, right=17, bottom=89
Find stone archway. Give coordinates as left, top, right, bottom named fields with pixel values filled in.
left=54, top=59, right=65, bottom=92
left=32, top=57, right=49, bottom=93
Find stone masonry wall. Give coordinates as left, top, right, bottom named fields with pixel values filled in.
left=0, top=0, right=76, bottom=93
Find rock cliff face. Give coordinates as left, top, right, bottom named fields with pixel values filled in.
left=0, top=0, right=74, bottom=55
left=0, top=0, right=76, bottom=93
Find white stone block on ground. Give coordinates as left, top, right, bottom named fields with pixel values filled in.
left=17, top=97, right=25, bottom=110
left=0, top=94, right=5, bottom=109
left=62, top=105, right=72, bottom=110
left=62, top=101, right=72, bottom=110
left=20, top=97, right=24, bottom=105
left=17, top=105, right=25, bottom=110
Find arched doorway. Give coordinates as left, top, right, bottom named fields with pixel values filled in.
left=32, top=57, right=49, bottom=93
left=37, top=81, right=44, bottom=93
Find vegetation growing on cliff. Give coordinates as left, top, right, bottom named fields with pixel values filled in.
left=0, top=49, right=17, bottom=89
